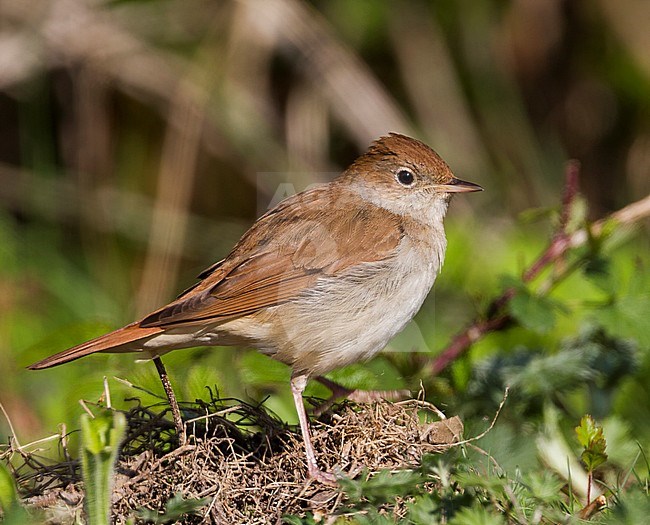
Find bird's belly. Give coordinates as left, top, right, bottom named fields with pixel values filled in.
left=139, top=240, right=442, bottom=378
left=249, top=245, right=439, bottom=377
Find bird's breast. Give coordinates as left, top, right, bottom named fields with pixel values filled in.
left=251, top=232, right=446, bottom=376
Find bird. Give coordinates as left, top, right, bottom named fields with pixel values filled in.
left=29, top=133, right=482, bottom=483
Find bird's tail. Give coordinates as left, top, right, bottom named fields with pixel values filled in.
left=27, top=322, right=163, bottom=369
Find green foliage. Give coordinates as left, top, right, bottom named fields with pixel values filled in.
left=287, top=451, right=585, bottom=524
left=0, top=463, right=40, bottom=524
left=284, top=436, right=649, bottom=523
left=448, top=505, right=506, bottom=525
left=599, top=488, right=650, bottom=525
left=464, top=325, right=638, bottom=423
left=338, top=469, right=422, bottom=507
left=589, top=261, right=650, bottom=348
left=135, top=492, right=210, bottom=524
left=80, top=409, right=127, bottom=525
left=0, top=462, right=18, bottom=514
left=283, top=514, right=319, bottom=525
left=576, top=415, right=608, bottom=473
left=575, top=414, right=608, bottom=506
left=506, top=276, right=561, bottom=334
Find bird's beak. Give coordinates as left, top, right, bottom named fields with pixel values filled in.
left=435, top=177, right=483, bottom=193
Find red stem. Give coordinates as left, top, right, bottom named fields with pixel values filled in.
left=427, top=161, right=581, bottom=376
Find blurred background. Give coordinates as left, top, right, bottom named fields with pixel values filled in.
left=1, top=0, right=649, bottom=479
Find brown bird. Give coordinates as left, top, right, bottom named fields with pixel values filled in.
left=29, top=133, right=482, bottom=483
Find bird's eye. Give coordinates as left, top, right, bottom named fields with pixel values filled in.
left=396, top=169, right=415, bottom=186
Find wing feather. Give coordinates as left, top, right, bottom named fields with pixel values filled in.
left=140, top=184, right=402, bottom=328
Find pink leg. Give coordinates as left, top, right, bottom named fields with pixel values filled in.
left=312, top=375, right=410, bottom=416
left=290, top=374, right=337, bottom=484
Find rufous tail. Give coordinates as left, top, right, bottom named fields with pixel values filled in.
left=27, top=322, right=163, bottom=369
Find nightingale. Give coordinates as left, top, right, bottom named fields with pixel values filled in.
left=29, top=133, right=482, bottom=483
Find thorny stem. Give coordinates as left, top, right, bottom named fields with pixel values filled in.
left=429, top=161, right=650, bottom=376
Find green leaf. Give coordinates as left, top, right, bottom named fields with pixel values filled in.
left=338, top=469, right=421, bottom=505
left=282, top=515, right=318, bottom=525
left=449, top=504, right=506, bottom=525
left=135, top=493, right=209, bottom=524
left=454, top=471, right=508, bottom=493
left=575, top=415, right=608, bottom=472
left=0, top=463, right=40, bottom=524
left=524, top=471, right=565, bottom=503
left=582, top=254, right=614, bottom=293
left=590, top=259, right=650, bottom=347
left=498, top=274, right=526, bottom=293
left=597, top=289, right=650, bottom=347
left=239, top=351, right=291, bottom=385
left=0, top=463, right=18, bottom=512
left=517, top=206, right=555, bottom=225
left=575, top=414, right=599, bottom=448
left=581, top=448, right=608, bottom=472
left=509, top=289, right=557, bottom=333
left=80, top=409, right=127, bottom=525
left=406, top=495, right=439, bottom=525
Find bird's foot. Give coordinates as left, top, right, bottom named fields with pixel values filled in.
left=346, top=388, right=411, bottom=403
left=311, top=376, right=410, bottom=416
left=307, top=465, right=339, bottom=485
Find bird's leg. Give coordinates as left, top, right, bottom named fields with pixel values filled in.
left=290, top=374, right=337, bottom=484
left=312, top=375, right=410, bottom=416
left=152, top=356, right=186, bottom=445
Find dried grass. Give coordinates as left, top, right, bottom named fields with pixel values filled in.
left=14, top=395, right=462, bottom=524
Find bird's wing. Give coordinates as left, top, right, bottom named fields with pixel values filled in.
left=139, top=184, right=402, bottom=327
left=27, top=185, right=402, bottom=369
